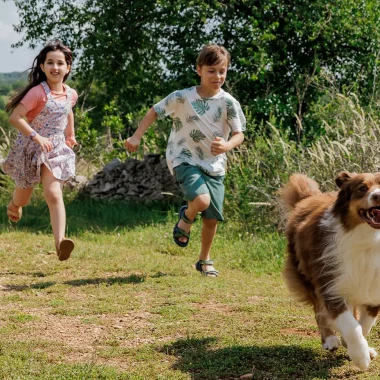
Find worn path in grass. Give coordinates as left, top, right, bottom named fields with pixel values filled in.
left=0, top=199, right=380, bottom=379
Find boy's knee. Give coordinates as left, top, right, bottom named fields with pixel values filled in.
left=193, top=193, right=211, bottom=211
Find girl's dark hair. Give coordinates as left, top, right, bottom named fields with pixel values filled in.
left=196, top=44, right=231, bottom=68
left=5, top=40, right=73, bottom=113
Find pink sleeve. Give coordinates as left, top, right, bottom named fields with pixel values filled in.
left=71, top=89, right=78, bottom=108
left=20, top=85, right=45, bottom=112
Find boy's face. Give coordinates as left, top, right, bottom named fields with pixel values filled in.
left=196, top=60, right=228, bottom=92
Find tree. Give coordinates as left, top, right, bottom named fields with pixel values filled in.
left=8, top=0, right=380, bottom=140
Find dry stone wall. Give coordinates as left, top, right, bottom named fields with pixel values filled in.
left=82, top=154, right=181, bottom=202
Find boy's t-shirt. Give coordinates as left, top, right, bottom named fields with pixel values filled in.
left=154, top=87, right=246, bottom=176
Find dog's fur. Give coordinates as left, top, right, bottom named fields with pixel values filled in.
left=280, top=172, right=380, bottom=370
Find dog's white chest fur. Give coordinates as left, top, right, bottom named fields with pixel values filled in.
left=323, top=217, right=380, bottom=306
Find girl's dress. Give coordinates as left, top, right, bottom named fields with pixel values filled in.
left=3, top=81, right=75, bottom=189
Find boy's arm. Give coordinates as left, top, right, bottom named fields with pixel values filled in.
left=211, top=132, right=244, bottom=156
left=125, top=107, right=158, bottom=152
left=65, top=110, right=78, bottom=148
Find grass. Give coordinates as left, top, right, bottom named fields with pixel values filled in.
left=1, top=193, right=380, bottom=379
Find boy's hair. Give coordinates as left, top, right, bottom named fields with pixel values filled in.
left=196, top=44, right=231, bottom=67
left=6, top=39, right=73, bottom=113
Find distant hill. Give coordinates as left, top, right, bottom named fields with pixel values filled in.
left=0, top=72, right=29, bottom=83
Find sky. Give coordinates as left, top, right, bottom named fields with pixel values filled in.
left=0, top=1, right=38, bottom=73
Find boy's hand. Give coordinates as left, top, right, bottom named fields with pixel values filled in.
left=65, top=136, right=78, bottom=148
left=125, top=135, right=141, bottom=152
left=211, top=137, right=228, bottom=155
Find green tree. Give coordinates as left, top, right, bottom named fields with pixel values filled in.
left=8, top=0, right=380, bottom=141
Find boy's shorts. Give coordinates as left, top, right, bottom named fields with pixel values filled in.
left=173, top=163, right=225, bottom=221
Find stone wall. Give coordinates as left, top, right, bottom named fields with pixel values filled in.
left=81, top=154, right=181, bottom=202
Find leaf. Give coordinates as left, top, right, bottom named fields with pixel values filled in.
left=186, top=114, right=200, bottom=124
left=226, top=99, right=237, bottom=120
left=172, top=117, right=183, bottom=132
left=191, top=99, right=210, bottom=115
left=195, top=146, right=205, bottom=160
left=155, top=106, right=166, bottom=118
left=177, top=137, right=186, bottom=146
left=180, top=148, right=192, bottom=160
left=175, top=91, right=186, bottom=104
left=213, top=106, right=222, bottom=122
left=189, top=129, right=206, bottom=143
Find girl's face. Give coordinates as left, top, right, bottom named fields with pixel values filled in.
left=196, top=60, right=228, bottom=94
left=40, top=50, right=71, bottom=86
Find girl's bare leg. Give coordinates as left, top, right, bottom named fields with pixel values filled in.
left=7, top=187, right=34, bottom=221
left=40, top=164, right=66, bottom=248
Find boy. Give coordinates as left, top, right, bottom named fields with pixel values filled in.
left=125, top=44, right=246, bottom=277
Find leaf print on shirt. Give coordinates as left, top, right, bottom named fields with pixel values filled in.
left=226, top=99, right=237, bottom=120
left=213, top=106, right=222, bottom=122
left=155, top=106, right=166, bottom=118
left=186, top=114, right=200, bottom=124
left=177, top=137, right=186, bottom=146
left=165, top=93, right=175, bottom=107
left=172, top=117, right=183, bottom=132
left=179, top=148, right=192, bottom=161
left=191, top=99, right=210, bottom=115
left=167, top=140, right=174, bottom=155
left=195, top=146, right=205, bottom=160
left=190, top=129, right=206, bottom=143
left=175, top=91, right=186, bottom=104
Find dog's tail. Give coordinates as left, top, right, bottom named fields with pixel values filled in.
left=279, top=174, right=321, bottom=211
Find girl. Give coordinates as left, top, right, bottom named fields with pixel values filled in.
left=3, top=40, right=78, bottom=261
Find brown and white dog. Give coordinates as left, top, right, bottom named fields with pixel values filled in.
left=280, top=171, right=380, bottom=370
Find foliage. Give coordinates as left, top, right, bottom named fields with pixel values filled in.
left=8, top=0, right=380, bottom=142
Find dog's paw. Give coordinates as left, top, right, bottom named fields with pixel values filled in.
left=369, top=347, right=378, bottom=359
left=348, top=339, right=371, bottom=371
left=323, top=335, right=341, bottom=350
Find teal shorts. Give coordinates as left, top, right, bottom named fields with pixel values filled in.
left=173, top=163, right=225, bottom=221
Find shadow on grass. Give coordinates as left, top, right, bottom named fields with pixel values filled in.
left=64, top=274, right=145, bottom=287
left=161, top=337, right=347, bottom=379
left=0, top=195, right=182, bottom=234
left=1, top=281, right=56, bottom=291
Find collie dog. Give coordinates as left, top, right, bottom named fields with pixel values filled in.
left=280, top=172, right=380, bottom=370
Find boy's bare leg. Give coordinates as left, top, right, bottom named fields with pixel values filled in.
left=199, top=217, right=218, bottom=274
left=177, top=193, right=210, bottom=244
left=7, top=187, right=33, bottom=221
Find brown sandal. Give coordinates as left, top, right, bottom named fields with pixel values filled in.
left=7, top=199, right=22, bottom=223
left=56, top=238, right=75, bottom=261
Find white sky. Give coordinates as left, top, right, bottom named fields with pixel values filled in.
left=0, top=1, right=38, bottom=73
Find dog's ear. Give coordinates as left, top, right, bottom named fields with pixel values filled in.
left=335, top=171, right=354, bottom=188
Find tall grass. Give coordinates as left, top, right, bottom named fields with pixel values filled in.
left=225, top=92, right=380, bottom=231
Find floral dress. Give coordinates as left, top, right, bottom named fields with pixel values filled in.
left=3, top=81, right=75, bottom=189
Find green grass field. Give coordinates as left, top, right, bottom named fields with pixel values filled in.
left=1, top=193, right=380, bottom=379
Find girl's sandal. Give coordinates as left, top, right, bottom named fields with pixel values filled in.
left=195, top=260, right=219, bottom=277
left=7, top=199, right=22, bottom=223
left=173, top=205, right=196, bottom=248
left=56, top=238, right=75, bottom=261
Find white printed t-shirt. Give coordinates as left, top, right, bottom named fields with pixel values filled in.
left=153, top=86, right=246, bottom=177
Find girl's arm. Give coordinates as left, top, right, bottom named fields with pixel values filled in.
left=124, top=107, right=158, bottom=152
left=10, top=104, right=53, bottom=152
left=65, top=110, right=78, bottom=148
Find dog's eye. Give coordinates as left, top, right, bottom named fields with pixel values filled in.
left=358, top=186, right=368, bottom=192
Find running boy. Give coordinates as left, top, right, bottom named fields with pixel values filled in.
left=125, top=44, right=246, bottom=277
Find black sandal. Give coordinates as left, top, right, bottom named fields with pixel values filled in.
left=173, top=205, right=195, bottom=248
left=195, top=260, right=219, bottom=277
